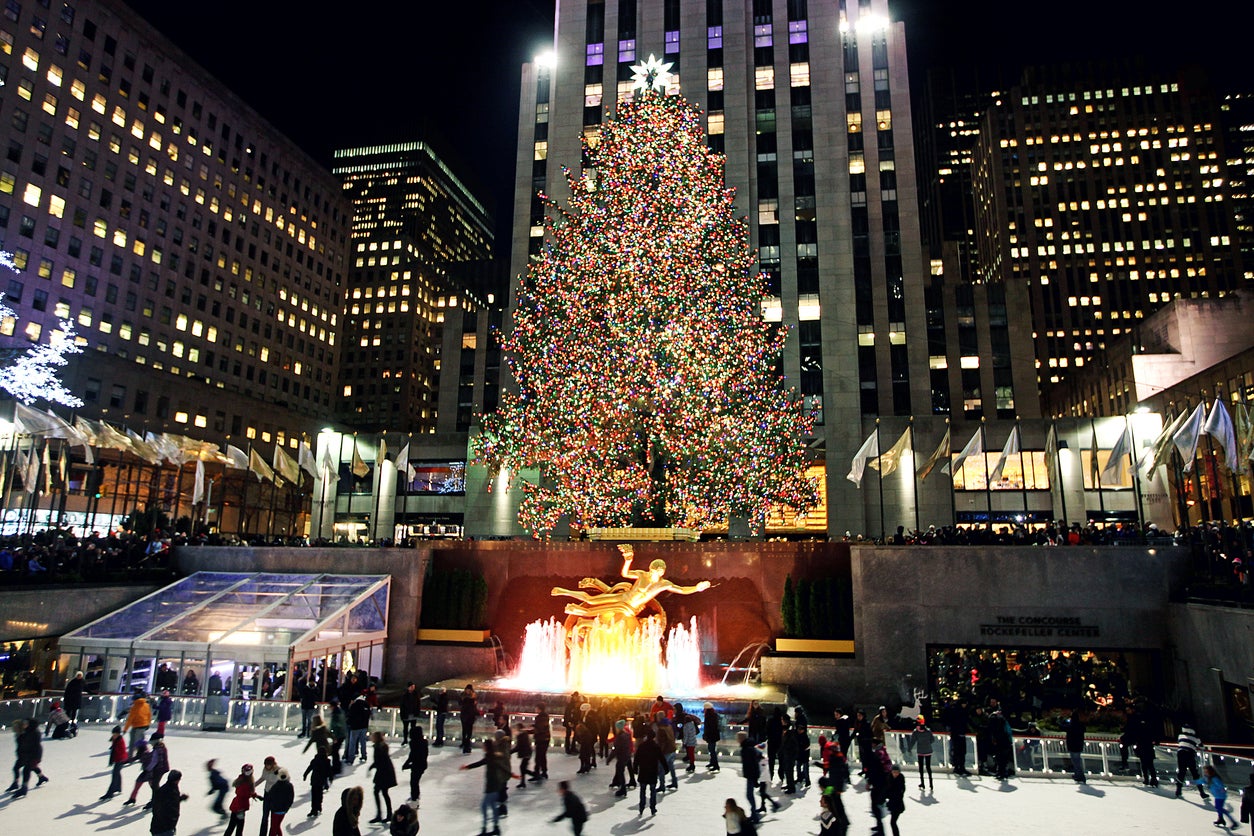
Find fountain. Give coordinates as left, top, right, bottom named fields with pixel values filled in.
left=428, top=544, right=788, bottom=710
left=502, top=544, right=709, bottom=696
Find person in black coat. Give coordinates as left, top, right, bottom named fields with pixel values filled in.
left=702, top=702, right=722, bottom=771
left=886, top=763, right=906, bottom=836
left=778, top=720, right=798, bottom=794
left=611, top=721, right=632, bottom=796
left=297, top=677, right=319, bottom=739
left=433, top=688, right=449, bottom=747
left=739, top=731, right=779, bottom=821
left=149, top=769, right=187, bottom=836
left=302, top=747, right=332, bottom=818
left=333, top=785, right=363, bottom=836
left=63, top=671, right=84, bottom=729
left=765, top=707, right=785, bottom=781
left=632, top=730, right=667, bottom=816
left=534, top=704, right=551, bottom=779
left=10, top=719, right=46, bottom=797
left=367, top=733, right=397, bottom=824
left=401, top=726, right=428, bottom=804
left=1061, top=709, right=1086, bottom=783
left=551, top=780, right=589, bottom=835
left=742, top=700, right=767, bottom=744
left=459, top=685, right=479, bottom=754
left=398, top=683, right=420, bottom=745
left=940, top=699, right=969, bottom=777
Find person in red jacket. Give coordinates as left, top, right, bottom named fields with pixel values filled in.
left=223, top=764, right=259, bottom=836
left=100, top=725, right=127, bottom=800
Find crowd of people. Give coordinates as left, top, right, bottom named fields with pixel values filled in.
left=0, top=527, right=178, bottom=582
left=6, top=676, right=1254, bottom=834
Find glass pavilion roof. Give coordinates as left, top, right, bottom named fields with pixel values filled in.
left=61, top=572, right=390, bottom=653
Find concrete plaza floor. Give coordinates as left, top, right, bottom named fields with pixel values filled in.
left=0, top=725, right=1238, bottom=834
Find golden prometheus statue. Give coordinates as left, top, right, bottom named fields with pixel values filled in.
left=551, top=544, right=711, bottom=641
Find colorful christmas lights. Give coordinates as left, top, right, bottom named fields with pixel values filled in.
left=479, top=92, right=817, bottom=534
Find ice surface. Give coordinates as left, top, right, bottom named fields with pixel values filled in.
left=0, top=725, right=1237, bottom=835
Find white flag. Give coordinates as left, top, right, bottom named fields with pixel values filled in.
left=394, top=442, right=416, bottom=482
left=988, top=425, right=1020, bottom=484
left=351, top=440, right=370, bottom=479
left=1172, top=402, right=1207, bottom=472
left=224, top=444, right=249, bottom=470
left=1100, top=424, right=1132, bottom=485
left=868, top=428, right=911, bottom=478
left=192, top=459, right=205, bottom=505
left=1203, top=397, right=1238, bottom=474
left=272, top=445, right=301, bottom=485
left=846, top=429, right=879, bottom=487
left=41, top=443, right=51, bottom=493
left=945, top=427, right=983, bottom=475
left=297, top=441, right=318, bottom=478
left=1237, top=403, right=1254, bottom=465
left=1142, top=408, right=1191, bottom=479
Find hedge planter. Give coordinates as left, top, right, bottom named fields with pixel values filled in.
left=416, top=628, right=492, bottom=644
left=775, top=638, right=856, bottom=655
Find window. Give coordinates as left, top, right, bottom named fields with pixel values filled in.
left=952, top=452, right=1051, bottom=491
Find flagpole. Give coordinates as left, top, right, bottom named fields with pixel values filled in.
left=370, top=434, right=384, bottom=544
left=395, top=433, right=411, bottom=542
left=980, top=418, right=992, bottom=530
left=240, top=442, right=252, bottom=537
left=1087, top=416, right=1105, bottom=526
left=1016, top=417, right=1029, bottom=522
left=1217, top=387, right=1241, bottom=521
left=908, top=417, right=920, bottom=535
left=1200, top=388, right=1220, bottom=522
left=1124, top=413, right=1146, bottom=537
left=1051, top=420, right=1067, bottom=526
left=266, top=452, right=279, bottom=539
left=943, top=419, right=955, bottom=528
left=875, top=418, right=885, bottom=543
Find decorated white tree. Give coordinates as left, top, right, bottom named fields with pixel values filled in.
left=0, top=251, right=83, bottom=407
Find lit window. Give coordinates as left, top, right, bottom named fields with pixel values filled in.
left=22, top=46, right=38, bottom=71
left=707, top=67, right=723, bottom=91
left=708, top=112, right=724, bottom=135
left=24, top=321, right=41, bottom=341
left=755, top=66, right=774, bottom=91
left=194, top=414, right=207, bottom=428
left=173, top=411, right=189, bottom=424
left=22, top=183, right=41, bottom=207
left=790, top=62, right=810, bottom=87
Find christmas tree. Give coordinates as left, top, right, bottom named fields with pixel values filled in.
left=480, top=59, right=817, bottom=534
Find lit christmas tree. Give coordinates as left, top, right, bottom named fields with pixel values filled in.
left=479, top=58, right=817, bottom=534
left=0, top=251, right=83, bottom=408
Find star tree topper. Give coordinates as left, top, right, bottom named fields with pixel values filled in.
left=630, top=54, right=674, bottom=94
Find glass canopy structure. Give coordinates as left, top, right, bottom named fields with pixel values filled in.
left=58, top=572, right=390, bottom=707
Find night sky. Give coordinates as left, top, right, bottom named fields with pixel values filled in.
left=122, top=0, right=1253, bottom=245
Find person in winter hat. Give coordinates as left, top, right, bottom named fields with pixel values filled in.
left=149, top=769, right=187, bottom=836
left=101, top=725, right=127, bottom=800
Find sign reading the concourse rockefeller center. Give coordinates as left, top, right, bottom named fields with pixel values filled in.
left=978, top=615, right=1101, bottom=639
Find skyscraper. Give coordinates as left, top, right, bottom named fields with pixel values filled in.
left=332, top=141, right=496, bottom=434
left=969, top=66, right=1246, bottom=410
left=0, top=0, right=349, bottom=449
left=504, top=0, right=931, bottom=537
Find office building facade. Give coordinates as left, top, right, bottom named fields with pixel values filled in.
left=970, top=66, right=1246, bottom=408
left=503, top=0, right=932, bottom=537
left=0, top=0, right=350, bottom=447
left=332, top=142, right=497, bottom=435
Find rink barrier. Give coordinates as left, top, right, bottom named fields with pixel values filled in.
left=3, top=696, right=1251, bottom=791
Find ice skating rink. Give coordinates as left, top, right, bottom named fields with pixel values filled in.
left=1, top=726, right=1235, bottom=834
